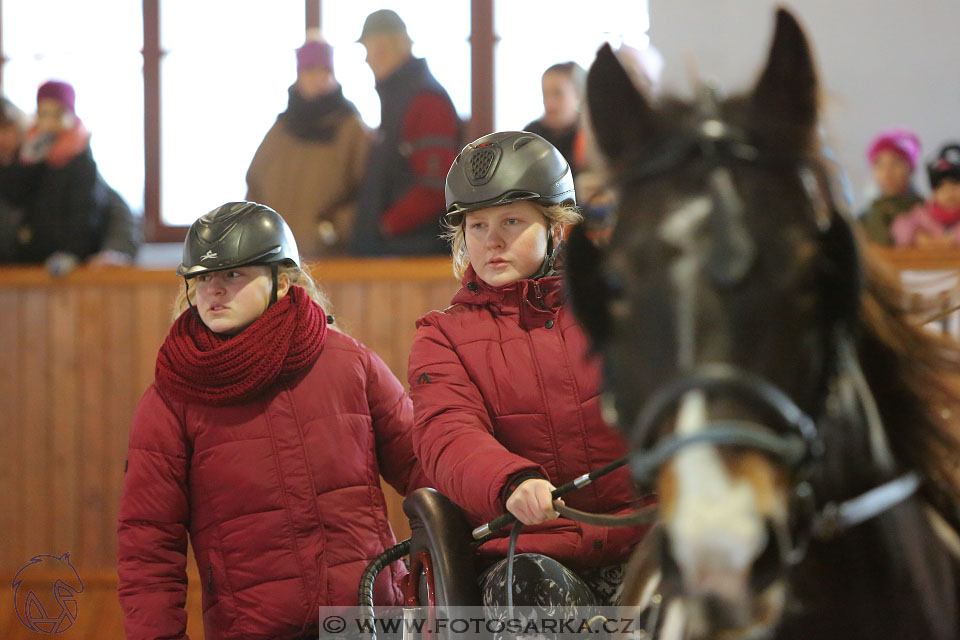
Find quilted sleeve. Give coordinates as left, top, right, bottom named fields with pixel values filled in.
left=408, top=318, right=545, bottom=524
left=117, top=385, right=191, bottom=640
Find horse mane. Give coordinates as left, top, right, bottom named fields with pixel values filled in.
left=858, top=247, right=960, bottom=519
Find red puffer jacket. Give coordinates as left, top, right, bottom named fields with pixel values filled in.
left=118, top=330, right=427, bottom=640
left=409, top=266, right=649, bottom=568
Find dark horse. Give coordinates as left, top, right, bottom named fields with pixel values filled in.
left=567, top=9, right=960, bottom=640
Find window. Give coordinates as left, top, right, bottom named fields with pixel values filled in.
left=2, top=0, right=145, bottom=213
left=3, top=1, right=646, bottom=241
left=494, top=0, right=651, bottom=130
left=159, top=0, right=305, bottom=225
left=320, top=0, right=472, bottom=127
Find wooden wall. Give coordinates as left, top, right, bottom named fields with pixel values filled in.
left=0, top=257, right=458, bottom=639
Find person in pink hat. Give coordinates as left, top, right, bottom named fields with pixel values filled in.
left=246, top=37, right=370, bottom=258
left=11, top=80, right=139, bottom=269
left=858, top=127, right=924, bottom=245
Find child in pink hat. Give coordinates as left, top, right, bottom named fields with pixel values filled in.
left=858, top=127, right=924, bottom=245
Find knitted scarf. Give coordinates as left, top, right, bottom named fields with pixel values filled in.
left=155, top=286, right=327, bottom=405
left=280, top=85, right=358, bottom=142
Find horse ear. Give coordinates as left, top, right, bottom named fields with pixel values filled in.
left=587, top=43, right=655, bottom=162
left=565, top=223, right=610, bottom=346
left=751, top=9, right=818, bottom=144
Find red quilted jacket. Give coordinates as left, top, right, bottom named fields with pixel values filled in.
left=408, top=266, right=649, bottom=567
left=117, top=330, right=427, bottom=640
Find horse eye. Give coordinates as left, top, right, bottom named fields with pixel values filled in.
left=604, top=272, right=626, bottom=299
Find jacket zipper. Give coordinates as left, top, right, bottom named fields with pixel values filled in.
left=207, top=564, right=214, bottom=594
left=531, top=281, right=546, bottom=310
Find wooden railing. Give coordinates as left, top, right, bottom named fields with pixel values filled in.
left=869, top=246, right=960, bottom=272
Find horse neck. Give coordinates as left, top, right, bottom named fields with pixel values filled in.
left=783, top=500, right=957, bottom=640
left=780, top=347, right=958, bottom=640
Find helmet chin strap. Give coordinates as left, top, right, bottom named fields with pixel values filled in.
left=183, top=278, right=200, bottom=317
left=530, top=226, right=559, bottom=280
left=269, top=262, right=279, bottom=307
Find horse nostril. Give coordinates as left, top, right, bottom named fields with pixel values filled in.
left=750, top=520, right=786, bottom=593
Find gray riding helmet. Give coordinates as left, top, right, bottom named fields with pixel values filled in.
left=177, top=202, right=300, bottom=278
left=444, top=131, right=576, bottom=226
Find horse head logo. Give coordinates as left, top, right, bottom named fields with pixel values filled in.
left=11, top=552, right=84, bottom=634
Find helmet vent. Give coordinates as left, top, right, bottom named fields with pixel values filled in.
left=470, top=148, right=497, bottom=181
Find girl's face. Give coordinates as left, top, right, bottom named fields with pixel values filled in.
left=934, top=179, right=960, bottom=211
left=464, top=201, right=550, bottom=287
left=36, top=99, right=71, bottom=135
left=871, top=149, right=912, bottom=198
left=541, top=71, right=580, bottom=130
left=192, top=265, right=288, bottom=335
left=296, top=67, right=336, bottom=100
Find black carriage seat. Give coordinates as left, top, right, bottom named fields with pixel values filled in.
left=402, top=488, right=482, bottom=606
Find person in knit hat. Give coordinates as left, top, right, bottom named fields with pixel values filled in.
left=892, top=143, right=960, bottom=247
left=246, top=36, right=370, bottom=258
left=10, top=79, right=139, bottom=269
left=858, top=127, right=924, bottom=245
left=117, top=202, right=428, bottom=639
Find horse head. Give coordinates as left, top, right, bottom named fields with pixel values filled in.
left=568, top=9, right=864, bottom=637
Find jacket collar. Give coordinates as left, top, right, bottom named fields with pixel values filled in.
left=375, top=57, right=429, bottom=95
left=452, top=264, right=565, bottom=330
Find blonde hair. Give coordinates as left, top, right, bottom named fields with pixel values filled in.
left=442, top=202, right=583, bottom=281
left=172, top=262, right=332, bottom=322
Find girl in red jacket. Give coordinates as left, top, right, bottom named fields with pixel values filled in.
left=117, top=202, right=426, bottom=640
left=408, top=132, right=649, bottom=613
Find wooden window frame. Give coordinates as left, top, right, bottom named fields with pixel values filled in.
left=0, top=0, right=495, bottom=243
left=143, top=0, right=494, bottom=243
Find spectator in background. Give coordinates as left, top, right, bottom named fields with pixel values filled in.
left=0, top=98, right=36, bottom=262
left=246, top=37, right=370, bottom=258
left=859, top=128, right=924, bottom=245
left=11, top=80, right=139, bottom=270
left=892, top=143, right=960, bottom=247
left=524, top=62, right=586, bottom=176
left=351, top=9, right=461, bottom=256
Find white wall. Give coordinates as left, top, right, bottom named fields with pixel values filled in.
left=647, top=0, right=960, bottom=209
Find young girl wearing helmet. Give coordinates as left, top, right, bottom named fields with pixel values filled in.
left=408, top=132, right=651, bottom=612
left=117, top=202, right=427, bottom=640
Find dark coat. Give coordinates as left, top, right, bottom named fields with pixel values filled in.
left=351, top=57, right=458, bottom=256
left=13, top=144, right=108, bottom=262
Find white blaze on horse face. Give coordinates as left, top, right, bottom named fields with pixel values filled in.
left=660, top=196, right=711, bottom=369
left=669, top=391, right=768, bottom=601
left=660, top=196, right=767, bottom=602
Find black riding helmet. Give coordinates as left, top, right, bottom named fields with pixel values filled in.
left=444, top=131, right=576, bottom=226
left=177, top=201, right=300, bottom=306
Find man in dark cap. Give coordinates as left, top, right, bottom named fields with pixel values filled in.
left=350, top=9, right=461, bottom=255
